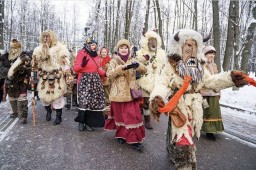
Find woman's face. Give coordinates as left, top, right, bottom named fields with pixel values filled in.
left=118, top=45, right=129, bottom=55
left=101, top=48, right=108, bottom=58
left=90, top=43, right=97, bottom=51
left=206, top=52, right=215, bottom=64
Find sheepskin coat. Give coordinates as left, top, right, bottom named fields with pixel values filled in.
left=107, top=56, right=147, bottom=102
left=136, top=31, right=167, bottom=96
left=150, top=29, right=236, bottom=145
left=32, top=42, right=70, bottom=103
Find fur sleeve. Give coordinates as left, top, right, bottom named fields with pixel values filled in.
left=106, top=60, right=124, bottom=80
left=199, top=70, right=235, bottom=91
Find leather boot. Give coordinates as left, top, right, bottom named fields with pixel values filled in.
left=144, top=115, right=153, bottom=130
left=45, top=105, right=52, bottom=121
left=53, top=109, right=62, bottom=125
left=79, top=123, right=85, bottom=131
left=18, top=100, right=28, bottom=124
left=10, top=100, right=18, bottom=118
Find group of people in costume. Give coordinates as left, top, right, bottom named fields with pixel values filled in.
left=0, top=28, right=252, bottom=169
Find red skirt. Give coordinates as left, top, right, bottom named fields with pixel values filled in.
left=104, top=101, right=145, bottom=144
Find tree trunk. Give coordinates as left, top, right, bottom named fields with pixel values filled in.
left=233, top=1, right=239, bottom=70
left=241, top=6, right=256, bottom=72
left=0, top=0, right=4, bottom=49
left=223, top=1, right=236, bottom=71
left=143, top=0, right=150, bottom=34
left=124, top=1, right=129, bottom=39
left=155, top=0, right=165, bottom=49
left=114, top=0, right=121, bottom=50
left=194, top=0, right=198, bottom=31
left=104, top=0, right=108, bottom=45
left=212, top=0, right=221, bottom=72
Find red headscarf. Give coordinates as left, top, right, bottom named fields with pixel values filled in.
left=99, top=47, right=111, bottom=67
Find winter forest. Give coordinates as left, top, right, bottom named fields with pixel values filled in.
left=0, top=0, right=256, bottom=73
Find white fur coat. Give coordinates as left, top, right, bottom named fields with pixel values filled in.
left=150, top=62, right=235, bottom=145
left=33, top=42, right=70, bottom=103
left=136, top=31, right=167, bottom=95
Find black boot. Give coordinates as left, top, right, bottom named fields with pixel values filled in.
left=206, top=133, right=216, bottom=141
left=131, top=143, right=143, bottom=152
left=79, top=123, right=85, bottom=131
left=45, top=105, right=52, bottom=121
left=53, top=109, right=62, bottom=125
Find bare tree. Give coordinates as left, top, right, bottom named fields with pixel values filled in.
left=155, top=0, right=165, bottom=49
left=212, top=0, right=221, bottom=71
left=241, top=6, right=256, bottom=72
left=223, top=1, right=236, bottom=71
left=143, top=0, right=150, bottom=34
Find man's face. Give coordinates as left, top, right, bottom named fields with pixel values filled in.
left=43, top=34, right=51, bottom=45
left=90, top=43, right=97, bottom=51
left=10, top=48, right=20, bottom=55
left=148, top=37, right=157, bottom=52
left=182, top=39, right=197, bottom=61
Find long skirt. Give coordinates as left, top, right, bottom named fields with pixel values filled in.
left=201, top=96, right=224, bottom=133
left=74, top=73, right=105, bottom=127
left=104, top=101, right=145, bottom=144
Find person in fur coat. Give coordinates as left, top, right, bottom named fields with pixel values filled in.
left=104, top=39, right=147, bottom=151
left=32, top=30, right=72, bottom=125
left=200, top=45, right=224, bottom=141
left=2, top=39, right=32, bottom=124
left=149, top=29, right=249, bottom=169
left=136, top=31, right=167, bottom=130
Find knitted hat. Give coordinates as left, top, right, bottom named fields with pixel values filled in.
left=203, top=45, right=216, bottom=55
left=10, top=39, right=21, bottom=49
left=115, top=39, right=131, bottom=50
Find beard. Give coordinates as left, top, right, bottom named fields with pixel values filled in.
left=41, top=43, right=50, bottom=60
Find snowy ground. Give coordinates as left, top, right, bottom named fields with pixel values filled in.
left=219, top=72, right=256, bottom=146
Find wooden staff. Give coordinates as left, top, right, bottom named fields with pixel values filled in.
left=31, top=59, right=37, bottom=127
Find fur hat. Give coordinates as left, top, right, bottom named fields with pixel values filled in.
left=10, top=39, right=21, bottom=49
left=168, top=29, right=211, bottom=62
left=203, top=45, right=216, bottom=55
left=140, top=31, right=162, bottom=50
left=115, top=39, right=131, bottom=50
left=40, top=30, right=58, bottom=46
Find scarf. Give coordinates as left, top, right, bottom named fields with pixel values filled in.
left=83, top=43, right=98, bottom=57
left=118, top=51, right=130, bottom=62
left=100, top=56, right=111, bottom=67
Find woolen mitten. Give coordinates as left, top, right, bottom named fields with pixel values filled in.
left=231, top=70, right=248, bottom=87
left=123, top=62, right=139, bottom=70
left=149, top=96, right=165, bottom=121
left=81, top=57, right=89, bottom=67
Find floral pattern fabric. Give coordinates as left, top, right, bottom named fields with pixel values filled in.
left=78, top=72, right=105, bottom=111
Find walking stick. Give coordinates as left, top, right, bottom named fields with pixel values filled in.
left=31, top=60, right=37, bottom=127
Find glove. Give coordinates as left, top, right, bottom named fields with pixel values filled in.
left=81, top=57, right=89, bottom=67
left=143, top=54, right=150, bottom=61
left=123, top=62, right=139, bottom=70
left=231, top=70, right=248, bottom=87
left=149, top=96, right=165, bottom=121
